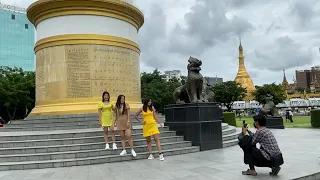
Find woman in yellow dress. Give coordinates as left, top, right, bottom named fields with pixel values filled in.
left=135, top=98, right=164, bottom=161
left=98, top=91, right=117, bottom=150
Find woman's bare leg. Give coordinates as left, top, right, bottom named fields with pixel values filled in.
left=153, top=134, right=162, bottom=153
left=126, top=129, right=134, bottom=149
left=119, top=130, right=126, bottom=150
left=103, top=127, right=109, bottom=144
left=146, top=136, right=152, bottom=153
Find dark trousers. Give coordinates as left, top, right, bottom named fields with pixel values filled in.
left=243, top=147, right=272, bottom=170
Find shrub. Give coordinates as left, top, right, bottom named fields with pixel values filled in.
left=223, top=112, right=236, bottom=127
left=311, top=109, right=320, bottom=128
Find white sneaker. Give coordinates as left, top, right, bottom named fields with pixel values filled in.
left=148, top=154, right=154, bottom=160
left=112, top=143, right=118, bottom=150
left=159, top=153, right=164, bottom=161
left=105, top=144, right=110, bottom=150
left=120, top=150, right=127, bottom=156
left=131, top=149, right=137, bottom=157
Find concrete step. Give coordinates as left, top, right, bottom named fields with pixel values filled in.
left=24, top=113, right=162, bottom=120
left=7, top=120, right=98, bottom=126
left=221, top=123, right=228, bottom=130
left=0, top=141, right=192, bottom=163
left=221, top=123, right=238, bottom=148
left=10, top=116, right=165, bottom=125
left=0, top=131, right=177, bottom=148
left=222, top=131, right=238, bottom=142
left=223, top=139, right=238, bottom=148
left=222, top=125, right=236, bottom=135
left=1, top=124, right=102, bottom=132
left=0, top=146, right=200, bottom=171
left=0, top=127, right=169, bottom=141
left=0, top=136, right=183, bottom=155
left=2, top=122, right=149, bottom=132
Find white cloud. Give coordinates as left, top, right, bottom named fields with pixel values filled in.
left=6, top=0, right=320, bottom=86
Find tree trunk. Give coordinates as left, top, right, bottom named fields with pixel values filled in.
left=227, top=105, right=232, bottom=112
left=6, top=108, right=12, bottom=120
left=12, top=105, right=17, bottom=120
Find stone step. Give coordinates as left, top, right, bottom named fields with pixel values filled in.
left=0, top=136, right=183, bottom=155
left=7, top=120, right=99, bottom=126
left=1, top=124, right=103, bottom=132
left=222, top=126, right=236, bottom=136
left=25, top=113, right=161, bottom=120
left=0, top=127, right=169, bottom=141
left=2, top=122, right=149, bottom=132
left=3, top=117, right=166, bottom=131
left=222, top=131, right=238, bottom=142
left=10, top=116, right=165, bottom=125
left=222, top=139, right=239, bottom=148
left=0, top=131, right=176, bottom=148
left=0, top=141, right=192, bottom=163
left=221, top=123, right=229, bottom=130
left=0, top=147, right=200, bottom=171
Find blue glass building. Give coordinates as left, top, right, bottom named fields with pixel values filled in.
left=0, top=3, right=35, bottom=71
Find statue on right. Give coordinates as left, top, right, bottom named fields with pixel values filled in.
left=259, top=94, right=277, bottom=116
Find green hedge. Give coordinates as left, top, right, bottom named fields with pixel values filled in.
left=223, top=112, right=236, bottom=127
left=311, top=109, right=320, bottom=128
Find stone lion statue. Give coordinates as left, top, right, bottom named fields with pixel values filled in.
left=202, top=81, right=215, bottom=102
left=173, top=56, right=207, bottom=104
left=259, top=94, right=277, bottom=116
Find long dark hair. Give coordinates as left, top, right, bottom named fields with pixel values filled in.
left=102, top=91, right=110, bottom=102
left=116, top=95, right=126, bottom=114
left=142, top=98, right=153, bottom=112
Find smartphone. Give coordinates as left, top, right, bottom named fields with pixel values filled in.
left=243, top=120, right=250, bottom=128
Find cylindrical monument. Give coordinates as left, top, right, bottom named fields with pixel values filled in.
left=26, top=0, right=144, bottom=116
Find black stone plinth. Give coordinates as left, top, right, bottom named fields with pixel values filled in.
left=164, top=103, right=223, bottom=151
left=266, top=116, right=285, bottom=129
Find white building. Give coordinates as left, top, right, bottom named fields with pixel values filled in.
left=163, top=70, right=182, bottom=82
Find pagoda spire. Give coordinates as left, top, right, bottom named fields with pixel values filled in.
left=282, top=69, right=289, bottom=92
left=234, top=39, right=256, bottom=100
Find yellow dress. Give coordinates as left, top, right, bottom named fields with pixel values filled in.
left=142, top=109, right=160, bottom=137
left=98, top=102, right=115, bottom=127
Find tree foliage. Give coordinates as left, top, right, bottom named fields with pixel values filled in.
left=252, top=83, right=286, bottom=105
left=211, top=81, right=247, bottom=112
left=141, top=69, right=181, bottom=113
left=0, top=66, right=35, bottom=120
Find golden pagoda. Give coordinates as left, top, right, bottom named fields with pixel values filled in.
left=234, top=39, right=256, bottom=100
left=281, top=69, right=289, bottom=91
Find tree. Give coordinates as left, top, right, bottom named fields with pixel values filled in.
left=0, top=66, right=35, bottom=120
left=252, top=83, right=286, bottom=105
left=141, top=69, right=181, bottom=113
left=211, top=81, right=247, bottom=112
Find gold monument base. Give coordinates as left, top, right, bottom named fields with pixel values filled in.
left=28, top=98, right=142, bottom=116
left=31, top=35, right=143, bottom=117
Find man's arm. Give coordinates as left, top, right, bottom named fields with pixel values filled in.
left=251, top=130, right=263, bottom=145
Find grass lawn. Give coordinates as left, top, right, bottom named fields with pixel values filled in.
left=235, top=116, right=312, bottom=128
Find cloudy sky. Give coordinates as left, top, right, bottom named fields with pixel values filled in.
left=3, top=0, right=320, bottom=85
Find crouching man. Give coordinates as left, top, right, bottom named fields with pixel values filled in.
left=238, top=114, right=284, bottom=176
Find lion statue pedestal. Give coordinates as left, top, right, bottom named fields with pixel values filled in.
left=164, top=57, right=222, bottom=151
left=259, top=94, right=285, bottom=129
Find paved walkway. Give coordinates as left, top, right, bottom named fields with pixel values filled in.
left=0, top=128, right=319, bottom=180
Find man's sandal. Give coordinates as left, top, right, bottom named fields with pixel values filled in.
left=269, top=167, right=281, bottom=176
left=242, top=169, right=257, bottom=176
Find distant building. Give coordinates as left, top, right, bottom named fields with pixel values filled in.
left=0, top=3, right=35, bottom=71
left=163, top=70, right=182, bottom=82
left=296, top=66, right=320, bottom=90
left=204, top=76, right=223, bottom=86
